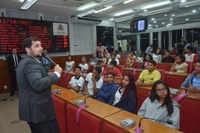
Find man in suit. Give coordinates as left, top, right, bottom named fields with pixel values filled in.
left=16, top=38, right=62, bottom=133
left=7, top=48, right=22, bottom=96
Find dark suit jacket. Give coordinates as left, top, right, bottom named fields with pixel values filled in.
left=7, top=54, right=22, bottom=72
left=16, top=55, right=59, bottom=123
left=108, top=87, right=136, bottom=113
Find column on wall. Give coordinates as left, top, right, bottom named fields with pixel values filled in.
left=158, top=31, right=162, bottom=49
left=69, top=20, right=75, bottom=55
left=168, top=30, right=172, bottom=49
left=150, top=32, right=153, bottom=45
left=136, top=34, right=140, bottom=51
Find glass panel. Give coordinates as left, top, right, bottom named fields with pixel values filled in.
left=161, top=31, right=169, bottom=50
left=96, top=26, right=114, bottom=52
left=140, top=33, right=149, bottom=52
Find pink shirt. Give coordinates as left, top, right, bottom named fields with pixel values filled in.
left=96, top=46, right=106, bottom=52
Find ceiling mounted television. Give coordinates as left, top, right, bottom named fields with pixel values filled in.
left=130, top=18, right=148, bottom=33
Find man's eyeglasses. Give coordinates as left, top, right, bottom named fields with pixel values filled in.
left=156, top=87, right=167, bottom=93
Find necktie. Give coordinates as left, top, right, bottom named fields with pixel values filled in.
left=14, top=54, right=18, bottom=68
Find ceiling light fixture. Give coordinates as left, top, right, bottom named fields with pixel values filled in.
left=76, top=1, right=97, bottom=11
left=144, top=9, right=148, bottom=12
left=171, top=14, right=175, bottom=17
left=95, top=6, right=112, bottom=13
left=139, top=7, right=172, bottom=16
left=20, top=0, right=37, bottom=10
left=114, top=10, right=134, bottom=16
left=114, top=14, right=134, bottom=22
left=142, top=0, right=172, bottom=9
left=124, top=0, right=134, bottom=4
left=162, top=22, right=165, bottom=24
left=77, top=9, right=96, bottom=17
left=180, top=0, right=187, bottom=3
left=179, top=0, right=200, bottom=8
left=186, top=18, right=189, bottom=21
left=192, top=10, right=197, bottom=12
left=104, top=0, right=124, bottom=7
left=151, top=18, right=155, bottom=21
left=18, top=0, right=25, bottom=2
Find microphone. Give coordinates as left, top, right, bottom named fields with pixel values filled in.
left=76, top=96, right=89, bottom=122
left=41, top=52, right=57, bottom=66
left=135, top=117, right=172, bottom=133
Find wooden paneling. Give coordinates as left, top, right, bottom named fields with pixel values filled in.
left=0, top=54, right=92, bottom=93
left=0, top=60, right=11, bottom=93
left=52, top=54, right=92, bottom=70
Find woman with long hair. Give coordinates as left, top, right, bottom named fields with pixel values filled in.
left=152, top=48, right=162, bottom=63
left=108, top=74, right=137, bottom=113
left=141, top=54, right=153, bottom=69
left=170, top=54, right=188, bottom=73
left=138, top=80, right=180, bottom=129
left=65, top=55, right=75, bottom=72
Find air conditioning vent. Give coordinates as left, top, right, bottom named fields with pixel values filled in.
left=70, top=15, right=102, bottom=24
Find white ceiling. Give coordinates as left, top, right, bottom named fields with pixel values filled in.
left=1, top=0, right=200, bottom=29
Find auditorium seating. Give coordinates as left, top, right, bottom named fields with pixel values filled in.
left=185, top=61, right=193, bottom=73
left=53, top=96, right=67, bottom=133
left=178, top=97, right=200, bottom=133
left=66, top=103, right=102, bottom=133
left=134, top=62, right=142, bottom=68
left=164, top=74, right=186, bottom=88
left=87, top=64, right=94, bottom=73
left=122, top=68, right=134, bottom=76
left=59, top=72, right=73, bottom=88
left=103, top=122, right=125, bottom=133
left=156, top=63, right=172, bottom=71
left=116, top=65, right=123, bottom=74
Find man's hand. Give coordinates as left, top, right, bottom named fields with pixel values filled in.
left=54, top=64, right=63, bottom=74
left=91, top=75, right=96, bottom=83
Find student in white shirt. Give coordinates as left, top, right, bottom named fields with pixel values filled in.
left=107, top=54, right=119, bottom=65
left=65, top=55, right=75, bottom=72
left=79, top=56, right=88, bottom=73
left=84, top=66, right=103, bottom=97
left=152, top=48, right=162, bottom=63
left=67, top=66, right=84, bottom=93
left=113, top=50, right=121, bottom=60
left=185, top=46, right=195, bottom=62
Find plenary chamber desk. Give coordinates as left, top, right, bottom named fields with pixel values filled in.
left=52, top=85, right=183, bottom=133
left=137, top=85, right=200, bottom=133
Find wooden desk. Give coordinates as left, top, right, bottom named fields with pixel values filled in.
left=165, top=72, right=189, bottom=77
left=67, top=96, right=121, bottom=118
left=52, top=84, right=84, bottom=101
left=103, top=110, right=183, bottom=133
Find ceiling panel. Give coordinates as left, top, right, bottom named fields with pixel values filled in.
left=0, top=0, right=200, bottom=29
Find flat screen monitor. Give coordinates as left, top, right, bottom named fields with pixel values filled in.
left=130, top=19, right=147, bottom=33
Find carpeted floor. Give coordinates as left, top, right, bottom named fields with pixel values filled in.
left=0, top=93, right=30, bottom=133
